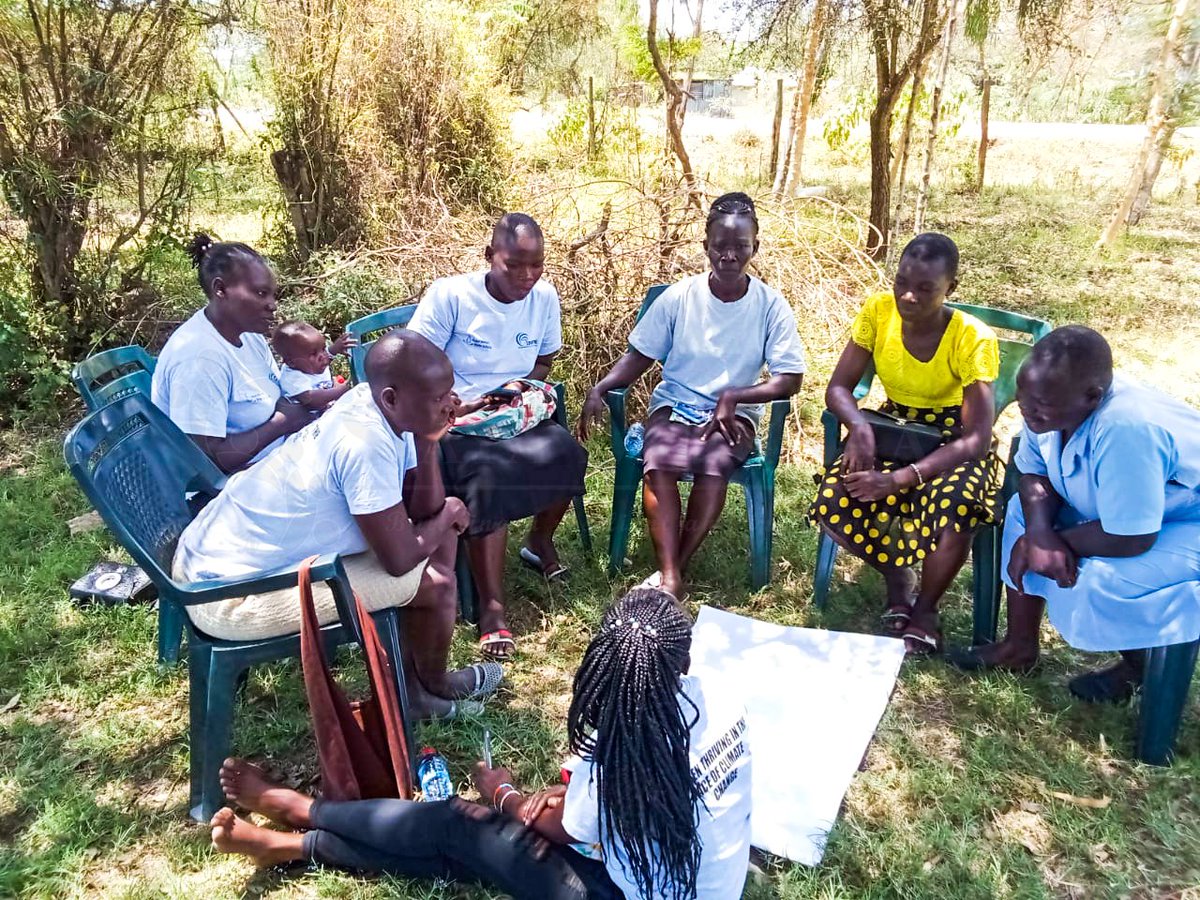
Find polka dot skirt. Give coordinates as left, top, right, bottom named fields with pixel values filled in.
left=809, top=402, right=1002, bottom=570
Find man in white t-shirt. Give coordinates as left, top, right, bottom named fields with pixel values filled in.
left=174, top=330, right=497, bottom=719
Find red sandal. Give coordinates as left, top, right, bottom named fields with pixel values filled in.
left=479, top=630, right=516, bottom=660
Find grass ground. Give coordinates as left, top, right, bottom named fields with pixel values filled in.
left=2, top=174, right=1200, bottom=897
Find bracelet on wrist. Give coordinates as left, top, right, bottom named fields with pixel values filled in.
left=908, top=463, right=924, bottom=487
left=497, top=788, right=520, bottom=812
left=491, top=782, right=515, bottom=806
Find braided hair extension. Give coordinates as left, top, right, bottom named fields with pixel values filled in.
left=567, top=589, right=703, bottom=900
left=705, top=191, right=758, bottom=235
left=185, top=232, right=265, bottom=299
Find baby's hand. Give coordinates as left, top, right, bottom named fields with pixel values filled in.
left=329, top=332, right=358, bottom=356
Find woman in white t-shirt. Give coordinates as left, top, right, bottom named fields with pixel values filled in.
left=408, top=214, right=588, bottom=659
left=580, top=193, right=807, bottom=599
left=151, top=234, right=311, bottom=472
left=210, top=588, right=752, bottom=900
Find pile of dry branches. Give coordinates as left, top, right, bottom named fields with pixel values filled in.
left=288, top=179, right=885, bottom=460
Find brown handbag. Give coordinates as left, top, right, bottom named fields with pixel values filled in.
left=297, top=555, right=413, bottom=801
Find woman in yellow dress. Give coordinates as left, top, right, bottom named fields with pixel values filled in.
left=811, top=233, right=1002, bottom=655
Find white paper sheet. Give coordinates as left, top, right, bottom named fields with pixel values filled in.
left=689, top=606, right=906, bottom=865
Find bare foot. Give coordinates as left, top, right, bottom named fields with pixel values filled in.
left=219, top=758, right=313, bottom=829
left=209, top=807, right=305, bottom=868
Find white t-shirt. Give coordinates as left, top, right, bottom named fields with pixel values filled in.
left=152, top=309, right=285, bottom=464
left=628, top=274, right=807, bottom=427
left=407, top=271, right=562, bottom=401
left=561, top=673, right=753, bottom=900
left=174, top=384, right=417, bottom=581
left=280, top=365, right=334, bottom=399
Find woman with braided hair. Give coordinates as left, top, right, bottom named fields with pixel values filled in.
left=208, top=588, right=754, bottom=900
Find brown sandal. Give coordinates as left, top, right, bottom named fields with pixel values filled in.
left=880, top=603, right=913, bottom=634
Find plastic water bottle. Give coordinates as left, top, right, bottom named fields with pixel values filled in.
left=624, top=422, right=645, bottom=457
left=417, top=747, right=454, bottom=801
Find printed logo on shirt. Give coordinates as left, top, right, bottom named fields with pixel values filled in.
left=515, top=332, right=538, bottom=349
left=690, top=717, right=748, bottom=802
left=460, top=334, right=492, bottom=350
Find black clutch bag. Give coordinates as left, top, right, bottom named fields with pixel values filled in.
left=858, top=409, right=944, bottom=465
left=69, top=562, right=156, bottom=606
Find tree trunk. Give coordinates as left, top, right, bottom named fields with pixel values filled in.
left=647, top=0, right=701, bottom=208
left=769, top=78, right=785, bottom=182
left=27, top=193, right=90, bottom=356
left=977, top=67, right=992, bottom=192
left=867, top=101, right=895, bottom=259
left=587, top=75, right=596, bottom=161
left=679, top=0, right=705, bottom=124
left=1098, top=0, right=1192, bottom=248
left=890, top=62, right=926, bottom=240
left=890, top=63, right=925, bottom=187
left=864, top=0, right=944, bottom=260
left=1128, top=122, right=1177, bottom=226
left=915, top=3, right=959, bottom=232
left=773, top=85, right=802, bottom=197
left=1128, top=33, right=1199, bottom=225
left=779, top=0, right=828, bottom=196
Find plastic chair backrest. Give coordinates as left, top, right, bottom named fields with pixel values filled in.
left=852, top=302, right=1051, bottom=417
left=347, top=306, right=418, bottom=384
left=64, top=393, right=226, bottom=584
left=636, top=284, right=671, bottom=320
left=72, top=345, right=156, bottom=409
left=85, top=369, right=152, bottom=411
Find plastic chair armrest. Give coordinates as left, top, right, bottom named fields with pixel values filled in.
left=821, top=409, right=843, bottom=467
left=764, top=398, right=791, bottom=466
left=551, top=382, right=569, bottom=430
left=173, top=554, right=350, bottom=605
left=604, top=389, right=629, bottom=460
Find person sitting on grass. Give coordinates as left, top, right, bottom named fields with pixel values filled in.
left=209, top=588, right=753, bottom=900
left=811, top=232, right=1001, bottom=656
left=174, top=330, right=501, bottom=720
left=406, top=212, right=588, bottom=660
left=578, top=192, right=806, bottom=600
left=950, top=326, right=1200, bottom=701
left=271, top=320, right=356, bottom=412
left=153, top=233, right=311, bottom=472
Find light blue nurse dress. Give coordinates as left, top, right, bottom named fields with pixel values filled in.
left=1001, top=375, right=1200, bottom=652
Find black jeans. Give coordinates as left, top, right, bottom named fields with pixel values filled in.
left=300, top=796, right=620, bottom=900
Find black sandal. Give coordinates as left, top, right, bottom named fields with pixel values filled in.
left=1068, top=662, right=1142, bottom=704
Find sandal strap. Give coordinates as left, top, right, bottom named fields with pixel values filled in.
left=467, top=662, right=504, bottom=698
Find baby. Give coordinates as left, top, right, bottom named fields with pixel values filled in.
left=272, top=321, right=356, bottom=412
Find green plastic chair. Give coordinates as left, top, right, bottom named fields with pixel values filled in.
left=72, top=345, right=156, bottom=411
left=346, top=305, right=594, bottom=618
left=347, top=306, right=417, bottom=385
left=1137, top=639, right=1200, bottom=765
left=812, top=302, right=1052, bottom=645
left=72, top=345, right=183, bottom=659
left=604, top=285, right=791, bottom=590
left=64, top=393, right=416, bottom=821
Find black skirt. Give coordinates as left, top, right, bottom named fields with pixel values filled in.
left=440, top=420, right=588, bottom=536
